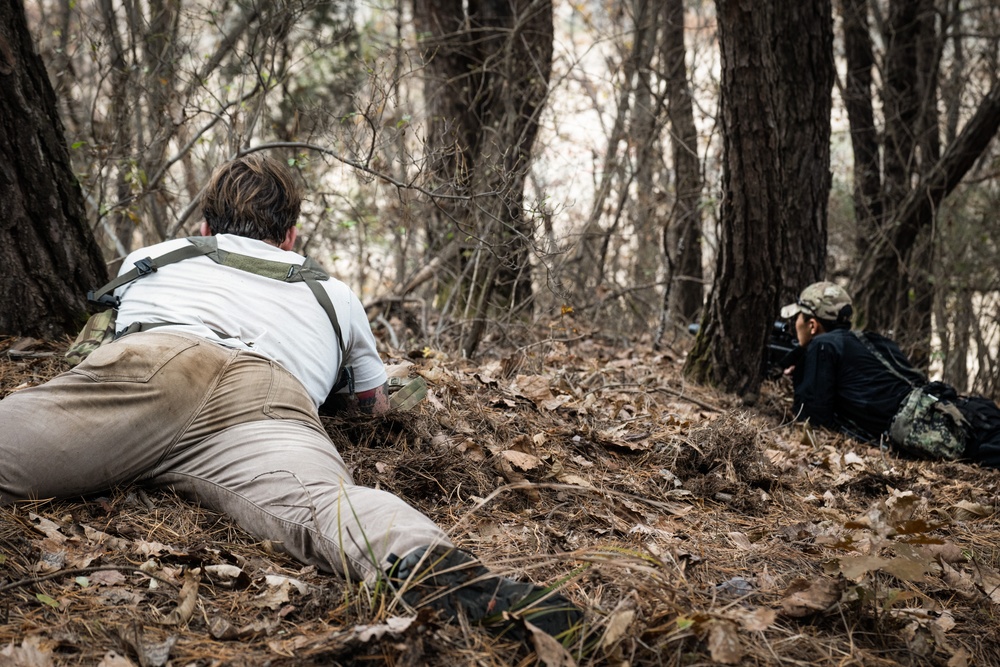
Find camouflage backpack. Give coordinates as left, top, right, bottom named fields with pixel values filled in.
left=889, top=386, right=968, bottom=460
left=852, top=331, right=968, bottom=460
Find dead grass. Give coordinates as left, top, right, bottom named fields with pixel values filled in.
left=2, top=332, right=1000, bottom=666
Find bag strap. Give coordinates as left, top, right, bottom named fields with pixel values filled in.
left=851, top=331, right=924, bottom=388
left=90, top=237, right=347, bottom=358
left=88, top=243, right=213, bottom=308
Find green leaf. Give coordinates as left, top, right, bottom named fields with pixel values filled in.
left=676, top=616, right=695, bottom=630
left=71, top=141, right=86, bottom=149
left=0, top=554, right=6, bottom=564
left=36, top=593, right=60, bottom=608
left=75, top=576, right=90, bottom=588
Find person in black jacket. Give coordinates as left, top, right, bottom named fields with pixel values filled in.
left=780, top=282, right=1000, bottom=467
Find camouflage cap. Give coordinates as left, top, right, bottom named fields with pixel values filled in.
left=780, top=282, right=853, bottom=323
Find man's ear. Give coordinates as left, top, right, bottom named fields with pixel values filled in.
left=278, top=226, right=298, bottom=251
left=199, top=221, right=212, bottom=237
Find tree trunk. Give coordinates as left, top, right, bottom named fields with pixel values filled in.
left=840, top=0, right=882, bottom=255
left=684, top=0, right=833, bottom=399
left=772, top=0, right=834, bottom=300
left=663, top=0, right=704, bottom=326
left=0, top=0, right=108, bottom=338
left=413, top=0, right=553, bottom=357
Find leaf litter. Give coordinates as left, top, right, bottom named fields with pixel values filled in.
left=2, top=333, right=1000, bottom=665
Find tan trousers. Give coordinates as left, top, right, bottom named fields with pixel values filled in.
left=0, top=332, right=449, bottom=581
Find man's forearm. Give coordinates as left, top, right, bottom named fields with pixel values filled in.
left=356, top=383, right=390, bottom=414
left=319, top=382, right=390, bottom=416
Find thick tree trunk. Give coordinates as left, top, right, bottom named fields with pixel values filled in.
left=0, top=0, right=107, bottom=338
left=685, top=0, right=833, bottom=399
left=773, top=0, right=834, bottom=300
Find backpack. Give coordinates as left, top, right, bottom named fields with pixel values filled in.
left=889, top=385, right=969, bottom=460
left=852, top=332, right=969, bottom=460
left=66, top=236, right=354, bottom=394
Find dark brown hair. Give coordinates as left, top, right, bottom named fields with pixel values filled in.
left=200, top=154, right=302, bottom=244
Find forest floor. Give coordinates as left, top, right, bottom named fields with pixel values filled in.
left=2, top=325, right=1000, bottom=667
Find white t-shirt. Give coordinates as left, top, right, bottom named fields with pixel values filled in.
left=114, top=234, right=387, bottom=406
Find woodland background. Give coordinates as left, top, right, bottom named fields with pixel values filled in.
left=5, top=2, right=1000, bottom=666
left=3, top=0, right=1000, bottom=397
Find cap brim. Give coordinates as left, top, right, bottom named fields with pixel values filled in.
left=780, top=303, right=802, bottom=319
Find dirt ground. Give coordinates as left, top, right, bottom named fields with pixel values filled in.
left=2, top=329, right=1000, bottom=667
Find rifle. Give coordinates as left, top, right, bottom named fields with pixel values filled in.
left=686, top=319, right=799, bottom=378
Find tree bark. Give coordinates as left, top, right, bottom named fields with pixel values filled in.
left=663, top=0, right=704, bottom=326
left=684, top=0, right=833, bottom=399
left=840, top=0, right=882, bottom=254
left=413, top=0, right=553, bottom=357
left=0, top=0, right=107, bottom=338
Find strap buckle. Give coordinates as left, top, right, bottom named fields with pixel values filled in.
left=134, top=257, right=157, bottom=276
left=87, top=290, right=121, bottom=308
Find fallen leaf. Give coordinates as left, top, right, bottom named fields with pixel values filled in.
left=600, top=608, right=635, bottom=648
left=882, top=553, right=935, bottom=582
left=730, top=607, right=777, bottom=632
left=837, top=555, right=887, bottom=580
left=527, top=623, right=576, bottom=667
left=159, top=567, right=200, bottom=625
left=0, top=636, right=54, bottom=667
left=96, top=651, right=136, bottom=667
left=780, top=577, right=844, bottom=617
left=29, top=515, right=67, bottom=543
left=952, top=500, right=994, bottom=520
left=346, top=617, right=416, bottom=644
left=556, top=473, right=593, bottom=488
left=707, top=620, right=743, bottom=664
left=502, top=450, right=543, bottom=471
left=973, top=563, right=1000, bottom=605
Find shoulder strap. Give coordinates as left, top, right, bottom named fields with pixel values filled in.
left=88, top=243, right=214, bottom=307
left=91, top=237, right=347, bottom=358
left=851, top=330, right=922, bottom=388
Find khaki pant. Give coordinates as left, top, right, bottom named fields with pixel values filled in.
left=0, top=332, right=449, bottom=581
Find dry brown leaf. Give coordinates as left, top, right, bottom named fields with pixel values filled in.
left=780, top=577, right=844, bottom=617
left=883, top=553, right=936, bottom=582
left=159, top=567, right=201, bottom=625
left=557, top=473, right=593, bottom=488
left=707, top=620, right=743, bottom=664
left=528, top=623, right=576, bottom=667
left=502, top=450, right=543, bottom=471
left=730, top=607, right=777, bottom=632
left=90, top=570, right=128, bottom=587
left=346, top=617, right=416, bottom=644
left=29, top=515, right=67, bottom=543
left=0, top=636, right=54, bottom=667
left=95, top=652, right=136, bottom=667
left=512, top=374, right=555, bottom=403
left=837, top=555, right=887, bottom=580
left=952, top=500, right=994, bottom=520
left=727, top=532, right=753, bottom=551
left=974, top=563, right=1000, bottom=605
left=600, top=608, right=635, bottom=648
left=924, top=542, right=968, bottom=564
left=948, top=648, right=971, bottom=667
left=510, top=434, right=537, bottom=454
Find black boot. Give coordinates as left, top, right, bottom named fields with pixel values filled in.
left=387, top=545, right=582, bottom=641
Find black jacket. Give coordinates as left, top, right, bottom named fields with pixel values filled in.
left=792, top=328, right=925, bottom=442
